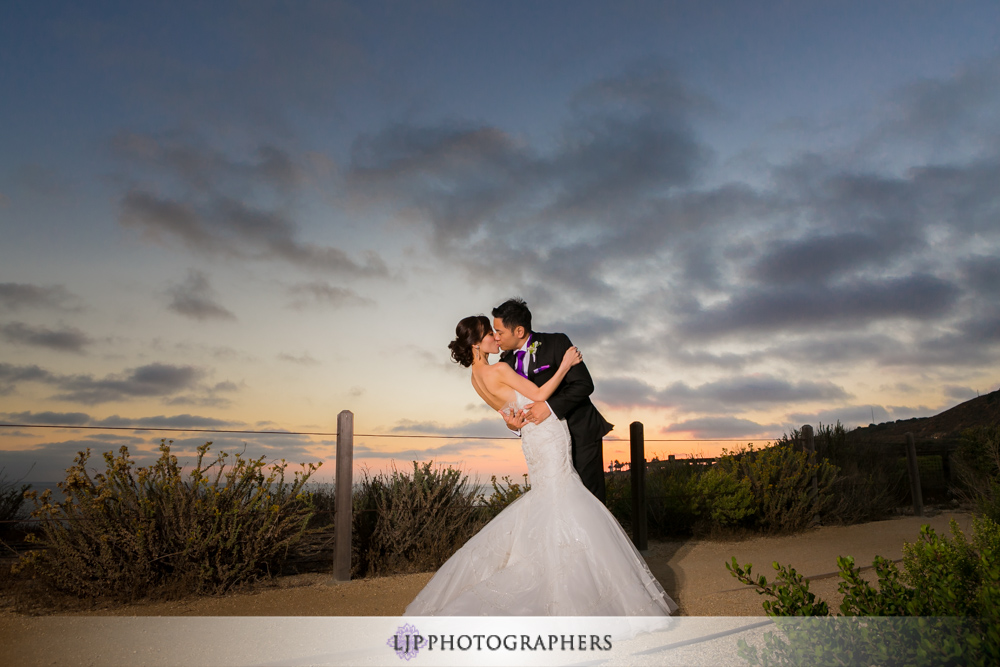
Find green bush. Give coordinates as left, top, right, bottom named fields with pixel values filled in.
left=646, top=460, right=706, bottom=535
left=18, top=440, right=319, bottom=600
left=604, top=460, right=707, bottom=537
left=726, top=516, right=1000, bottom=666
left=696, top=466, right=755, bottom=528
left=716, top=441, right=837, bottom=534
left=604, top=442, right=834, bottom=537
left=350, top=461, right=487, bottom=577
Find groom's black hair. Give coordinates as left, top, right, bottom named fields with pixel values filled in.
left=492, top=298, right=532, bottom=334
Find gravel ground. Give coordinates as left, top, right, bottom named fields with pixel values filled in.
left=0, top=512, right=974, bottom=666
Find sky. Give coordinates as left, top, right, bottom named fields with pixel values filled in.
left=2, top=1, right=999, bottom=484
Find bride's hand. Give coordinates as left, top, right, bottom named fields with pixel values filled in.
left=561, top=346, right=583, bottom=369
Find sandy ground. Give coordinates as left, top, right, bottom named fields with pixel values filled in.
left=0, top=511, right=972, bottom=620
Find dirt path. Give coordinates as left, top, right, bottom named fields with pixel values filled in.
left=2, top=511, right=971, bottom=619
left=645, top=510, right=973, bottom=616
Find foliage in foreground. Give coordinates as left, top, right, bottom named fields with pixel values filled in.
left=726, top=516, right=1000, bottom=666
left=18, top=440, right=319, bottom=600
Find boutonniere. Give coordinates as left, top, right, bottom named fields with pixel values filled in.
left=527, top=340, right=541, bottom=361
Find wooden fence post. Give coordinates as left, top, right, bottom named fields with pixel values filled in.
left=905, top=432, right=924, bottom=517
left=630, top=421, right=647, bottom=552
left=802, top=424, right=819, bottom=525
left=333, top=410, right=354, bottom=582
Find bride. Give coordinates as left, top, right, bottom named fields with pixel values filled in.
left=404, top=315, right=677, bottom=616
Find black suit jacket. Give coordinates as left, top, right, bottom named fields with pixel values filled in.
left=500, top=331, right=613, bottom=445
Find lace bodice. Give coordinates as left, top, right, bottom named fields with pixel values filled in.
left=512, top=391, right=576, bottom=485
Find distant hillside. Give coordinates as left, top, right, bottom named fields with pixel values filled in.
left=848, top=388, right=1000, bottom=444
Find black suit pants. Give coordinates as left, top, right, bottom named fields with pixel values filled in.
left=572, top=434, right=606, bottom=504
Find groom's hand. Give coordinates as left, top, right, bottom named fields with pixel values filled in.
left=523, top=402, right=551, bottom=425
left=501, top=408, right=527, bottom=432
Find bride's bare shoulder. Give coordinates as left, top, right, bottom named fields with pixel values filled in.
left=470, top=366, right=505, bottom=409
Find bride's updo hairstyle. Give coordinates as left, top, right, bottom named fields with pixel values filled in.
left=449, top=315, right=492, bottom=367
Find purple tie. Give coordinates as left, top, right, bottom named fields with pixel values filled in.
left=514, top=350, right=527, bottom=377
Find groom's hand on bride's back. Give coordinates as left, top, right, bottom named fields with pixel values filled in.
left=523, top=401, right=551, bottom=425
left=501, top=407, right=528, bottom=431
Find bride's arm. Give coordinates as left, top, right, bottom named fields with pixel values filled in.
left=495, top=347, right=581, bottom=402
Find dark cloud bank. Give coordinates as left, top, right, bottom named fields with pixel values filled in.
left=341, top=59, right=1000, bottom=431
left=0, top=360, right=236, bottom=407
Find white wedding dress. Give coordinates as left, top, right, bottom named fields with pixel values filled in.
left=405, top=391, right=678, bottom=616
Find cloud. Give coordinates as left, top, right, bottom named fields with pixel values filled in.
left=0, top=283, right=80, bottom=312
left=112, top=131, right=388, bottom=280
left=50, top=363, right=204, bottom=405
left=942, top=385, right=977, bottom=401
left=0, top=410, right=239, bottom=430
left=679, top=274, right=960, bottom=339
left=0, top=322, right=92, bottom=353
left=389, top=418, right=514, bottom=439
left=894, top=308, right=1000, bottom=366
left=166, top=271, right=236, bottom=321
left=0, top=410, right=91, bottom=426
left=353, top=439, right=504, bottom=461
left=120, top=189, right=388, bottom=277
left=277, top=352, right=321, bottom=366
left=285, top=281, right=374, bottom=309
left=92, top=414, right=234, bottom=428
left=663, top=416, right=782, bottom=439
left=110, top=132, right=308, bottom=194
left=163, top=394, right=233, bottom=409
left=884, top=405, right=939, bottom=420
left=346, top=62, right=710, bottom=258
left=880, top=53, right=1000, bottom=154
left=0, top=362, right=53, bottom=394
left=747, top=229, right=925, bottom=286
left=545, top=315, right=630, bottom=347
left=962, top=255, right=1000, bottom=302
left=786, top=404, right=893, bottom=429
left=596, top=374, right=850, bottom=413
left=0, top=360, right=224, bottom=406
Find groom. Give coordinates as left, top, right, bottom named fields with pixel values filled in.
left=493, top=298, right=614, bottom=503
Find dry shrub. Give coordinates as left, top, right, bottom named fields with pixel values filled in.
left=18, top=440, right=319, bottom=601
left=805, top=423, right=905, bottom=524
left=0, top=469, right=30, bottom=545
left=646, top=461, right=708, bottom=536
left=351, top=462, right=487, bottom=577
left=478, top=474, right=531, bottom=518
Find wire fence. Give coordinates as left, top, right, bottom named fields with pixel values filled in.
left=0, top=422, right=780, bottom=442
